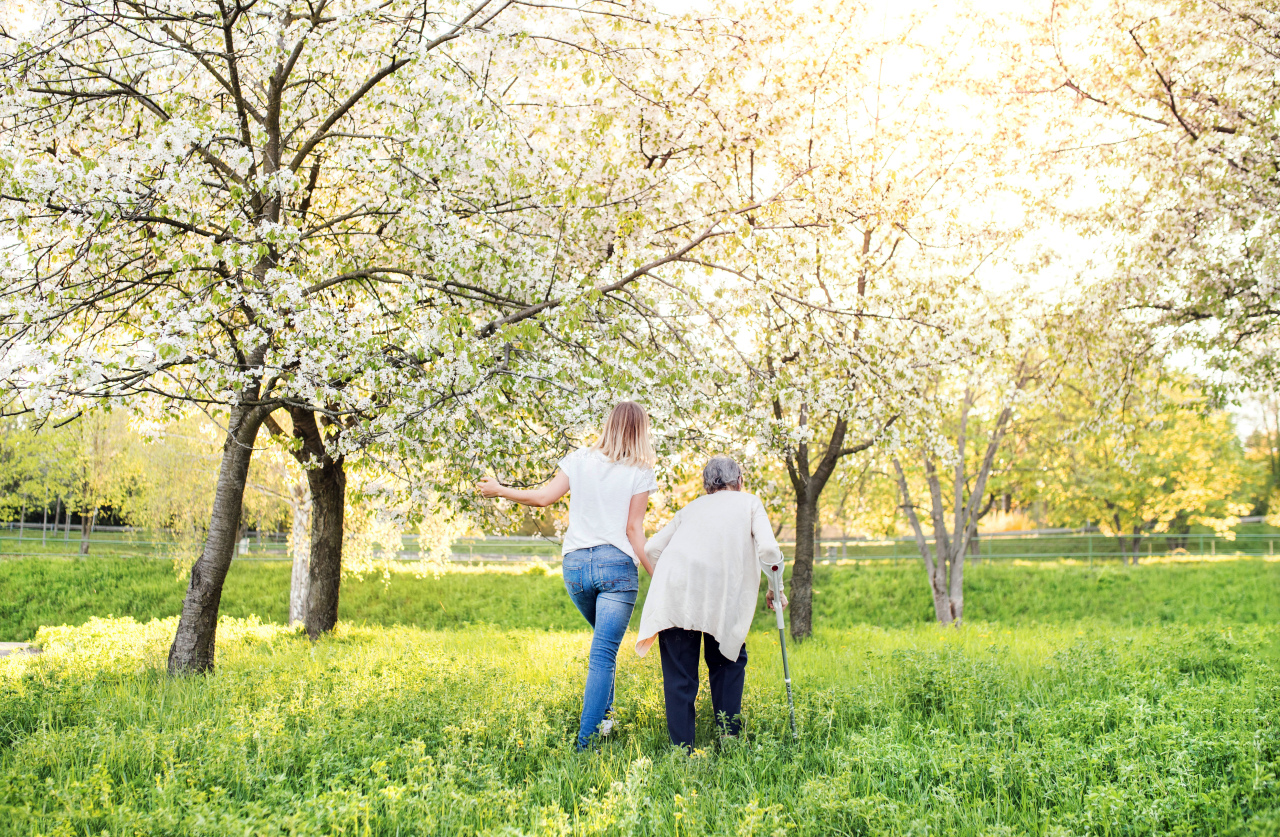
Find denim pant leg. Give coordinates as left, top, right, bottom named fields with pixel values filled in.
left=576, top=589, right=636, bottom=749
left=563, top=546, right=637, bottom=750
left=563, top=589, right=619, bottom=717
left=705, top=637, right=748, bottom=736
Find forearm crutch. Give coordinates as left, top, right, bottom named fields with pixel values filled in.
left=767, top=562, right=798, bottom=740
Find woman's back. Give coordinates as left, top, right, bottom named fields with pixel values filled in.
left=659, top=491, right=758, bottom=576
left=637, top=490, right=781, bottom=659
left=558, top=447, right=657, bottom=562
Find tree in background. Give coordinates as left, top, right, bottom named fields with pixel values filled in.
left=890, top=302, right=1054, bottom=626
left=660, top=0, right=1057, bottom=639
left=247, top=445, right=313, bottom=627
left=1050, top=0, right=1280, bottom=395
left=1032, top=378, right=1250, bottom=564
left=126, top=415, right=289, bottom=571
left=1240, top=393, right=1280, bottom=515
left=62, top=412, right=137, bottom=554
left=0, top=416, right=75, bottom=541
left=0, top=413, right=291, bottom=559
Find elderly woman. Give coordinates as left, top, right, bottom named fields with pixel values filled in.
left=636, top=455, right=785, bottom=749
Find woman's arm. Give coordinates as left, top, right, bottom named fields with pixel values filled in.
left=752, top=496, right=786, bottom=608
left=643, top=511, right=680, bottom=568
left=476, top=471, right=570, bottom=508
left=627, top=491, right=653, bottom=575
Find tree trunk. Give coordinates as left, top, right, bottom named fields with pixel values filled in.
left=1115, top=529, right=1140, bottom=566
left=79, top=507, right=96, bottom=555
left=284, top=407, right=348, bottom=640
left=267, top=407, right=348, bottom=639
left=789, top=497, right=818, bottom=640
left=893, top=456, right=957, bottom=624
left=167, top=404, right=268, bottom=674
left=288, top=479, right=312, bottom=627
left=945, top=540, right=965, bottom=624
left=303, top=456, right=345, bottom=639
left=930, top=560, right=953, bottom=623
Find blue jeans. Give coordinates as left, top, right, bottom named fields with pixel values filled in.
left=562, top=544, right=639, bottom=750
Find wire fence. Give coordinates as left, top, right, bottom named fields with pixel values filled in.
left=803, top=529, right=1280, bottom=565
left=0, top=525, right=560, bottom=563
left=3, top=522, right=1278, bottom=566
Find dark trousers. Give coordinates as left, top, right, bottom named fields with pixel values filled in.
left=657, top=628, right=748, bottom=749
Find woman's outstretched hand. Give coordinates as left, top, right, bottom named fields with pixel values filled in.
left=765, top=589, right=788, bottom=610
left=476, top=471, right=569, bottom=508
left=476, top=476, right=506, bottom=499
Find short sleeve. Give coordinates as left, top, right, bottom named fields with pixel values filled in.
left=634, top=466, right=658, bottom=494
left=558, top=449, right=581, bottom=486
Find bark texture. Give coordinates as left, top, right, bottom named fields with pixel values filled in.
left=285, top=407, right=347, bottom=639
left=265, top=408, right=348, bottom=638
left=287, top=479, right=312, bottom=627
left=167, top=403, right=270, bottom=673
left=304, top=455, right=345, bottom=638
left=789, top=497, right=818, bottom=639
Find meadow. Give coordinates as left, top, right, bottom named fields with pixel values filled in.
left=2, top=557, right=1279, bottom=835
left=2, top=556, right=1278, bottom=641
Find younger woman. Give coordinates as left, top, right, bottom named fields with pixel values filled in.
left=477, top=401, right=657, bottom=750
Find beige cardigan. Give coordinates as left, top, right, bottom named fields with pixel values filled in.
left=636, top=490, right=783, bottom=659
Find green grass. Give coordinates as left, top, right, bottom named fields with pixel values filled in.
left=4, top=558, right=1280, bottom=834
left=2, top=556, right=1279, bottom=641
left=2, top=616, right=1278, bottom=835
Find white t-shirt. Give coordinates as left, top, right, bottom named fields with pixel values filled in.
left=558, top=448, right=659, bottom=563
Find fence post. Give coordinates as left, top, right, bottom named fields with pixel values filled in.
left=1088, top=532, right=1093, bottom=568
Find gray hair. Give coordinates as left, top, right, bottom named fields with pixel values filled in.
left=702, top=455, right=743, bottom=494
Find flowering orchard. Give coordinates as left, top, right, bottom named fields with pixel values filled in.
left=2, top=0, right=1275, bottom=671
left=0, top=0, right=833, bottom=670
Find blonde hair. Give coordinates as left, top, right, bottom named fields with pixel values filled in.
left=593, top=401, right=656, bottom=467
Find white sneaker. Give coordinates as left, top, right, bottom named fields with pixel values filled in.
left=600, top=718, right=615, bottom=737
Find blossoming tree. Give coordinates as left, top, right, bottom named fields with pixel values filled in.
left=1051, top=0, right=1280, bottom=387
left=0, top=0, right=829, bottom=670
left=661, top=0, right=1052, bottom=638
